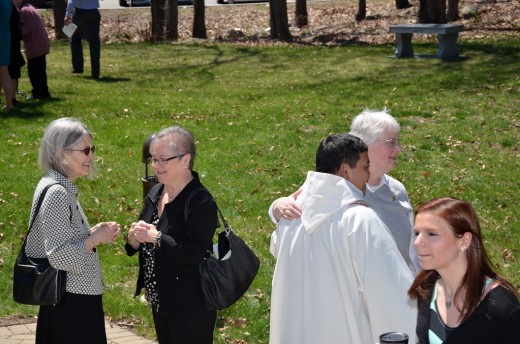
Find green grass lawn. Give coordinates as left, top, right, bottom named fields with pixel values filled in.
left=1, top=37, right=518, bottom=342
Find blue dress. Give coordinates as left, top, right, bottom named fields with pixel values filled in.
left=0, top=0, right=12, bottom=66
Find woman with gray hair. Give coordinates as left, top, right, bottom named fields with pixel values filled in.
left=126, top=126, right=219, bottom=344
left=269, top=108, right=420, bottom=274
left=25, top=117, right=121, bottom=343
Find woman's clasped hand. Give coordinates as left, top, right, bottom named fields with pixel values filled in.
left=127, top=220, right=160, bottom=246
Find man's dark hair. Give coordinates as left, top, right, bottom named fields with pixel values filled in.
left=315, top=133, right=368, bottom=174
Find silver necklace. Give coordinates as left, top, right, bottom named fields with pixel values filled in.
left=441, top=279, right=454, bottom=309
left=164, top=190, right=178, bottom=203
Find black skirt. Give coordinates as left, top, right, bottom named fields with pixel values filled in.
left=36, top=292, right=107, bottom=344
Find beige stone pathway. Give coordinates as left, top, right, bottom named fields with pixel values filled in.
left=0, top=321, right=156, bottom=344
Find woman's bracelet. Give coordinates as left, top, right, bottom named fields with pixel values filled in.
left=153, top=232, right=162, bottom=249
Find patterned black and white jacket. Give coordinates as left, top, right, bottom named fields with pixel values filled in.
left=25, top=170, right=105, bottom=295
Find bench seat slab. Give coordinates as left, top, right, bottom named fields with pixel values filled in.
left=389, top=24, right=464, bottom=35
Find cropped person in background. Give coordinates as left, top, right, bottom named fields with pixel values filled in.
left=26, top=118, right=121, bottom=343
left=126, top=126, right=219, bottom=344
left=8, top=0, right=25, bottom=103
left=0, top=0, right=15, bottom=110
left=270, top=133, right=417, bottom=344
left=65, top=0, right=101, bottom=79
left=269, top=109, right=420, bottom=273
left=18, top=0, right=51, bottom=99
left=409, top=197, right=519, bottom=343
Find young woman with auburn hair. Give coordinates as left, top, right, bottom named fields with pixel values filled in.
left=408, top=197, right=519, bottom=343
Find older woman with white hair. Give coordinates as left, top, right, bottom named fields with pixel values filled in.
left=24, top=117, right=121, bottom=343
left=269, top=108, right=420, bottom=274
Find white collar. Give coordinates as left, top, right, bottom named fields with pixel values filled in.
left=366, top=174, right=389, bottom=192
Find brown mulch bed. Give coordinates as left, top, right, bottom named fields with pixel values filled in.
left=41, top=0, right=519, bottom=45
left=105, top=0, right=519, bottom=44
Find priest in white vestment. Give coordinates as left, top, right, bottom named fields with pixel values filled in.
left=269, top=134, right=418, bottom=344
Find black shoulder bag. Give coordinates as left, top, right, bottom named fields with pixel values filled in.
left=185, top=188, right=260, bottom=311
left=13, top=183, right=67, bottom=306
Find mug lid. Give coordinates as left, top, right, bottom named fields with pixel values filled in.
left=379, top=332, right=409, bottom=343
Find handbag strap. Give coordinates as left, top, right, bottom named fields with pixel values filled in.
left=184, top=187, right=231, bottom=233
left=21, top=183, right=59, bottom=257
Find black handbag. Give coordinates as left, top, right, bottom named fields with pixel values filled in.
left=13, top=183, right=67, bottom=306
left=185, top=188, right=260, bottom=311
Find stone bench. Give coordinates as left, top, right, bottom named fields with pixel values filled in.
left=389, top=24, right=465, bottom=59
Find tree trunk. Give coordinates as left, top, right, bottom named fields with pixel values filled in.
left=151, top=0, right=166, bottom=41
left=165, top=0, right=178, bottom=41
left=52, top=0, right=67, bottom=40
left=447, top=0, right=459, bottom=21
left=418, top=0, right=428, bottom=22
left=192, top=0, right=206, bottom=38
left=294, top=0, right=308, bottom=28
left=269, top=0, right=291, bottom=41
left=418, top=0, right=446, bottom=23
left=395, top=0, right=412, bottom=10
left=356, top=0, right=366, bottom=21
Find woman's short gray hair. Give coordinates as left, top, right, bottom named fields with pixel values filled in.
left=39, top=118, right=96, bottom=178
left=349, top=108, right=400, bottom=144
left=151, top=126, right=196, bottom=170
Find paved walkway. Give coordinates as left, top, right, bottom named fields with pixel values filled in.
left=0, top=321, right=156, bottom=344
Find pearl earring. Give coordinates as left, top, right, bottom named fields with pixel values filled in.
left=62, top=159, right=69, bottom=165
left=461, top=246, right=466, bottom=252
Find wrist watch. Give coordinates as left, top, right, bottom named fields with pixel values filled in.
left=153, top=232, right=162, bottom=249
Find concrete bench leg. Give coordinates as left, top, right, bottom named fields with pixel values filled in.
left=437, top=33, right=460, bottom=59
left=395, top=33, right=414, bottom=58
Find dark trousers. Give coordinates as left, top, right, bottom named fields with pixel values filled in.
left=71, top=8, right=100, bottom=78
left=152, top=307, right=216, bottom=344
left=27, top=54, right=49, bottom=97
left=36, top=292, right=107, bottom=344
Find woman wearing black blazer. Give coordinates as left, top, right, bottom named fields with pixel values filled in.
left=125, top=126, right=218, bottom=344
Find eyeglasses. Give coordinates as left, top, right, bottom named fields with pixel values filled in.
left=376, top=138, right=401, bottom=148
left=148, top=154, right=186, bottom=166
left=66, top=146, right=96, bottom=155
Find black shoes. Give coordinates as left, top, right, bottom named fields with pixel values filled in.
left=72, top=68, right=99, bottom=79
left=26, top=92, right=51, bottom=100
